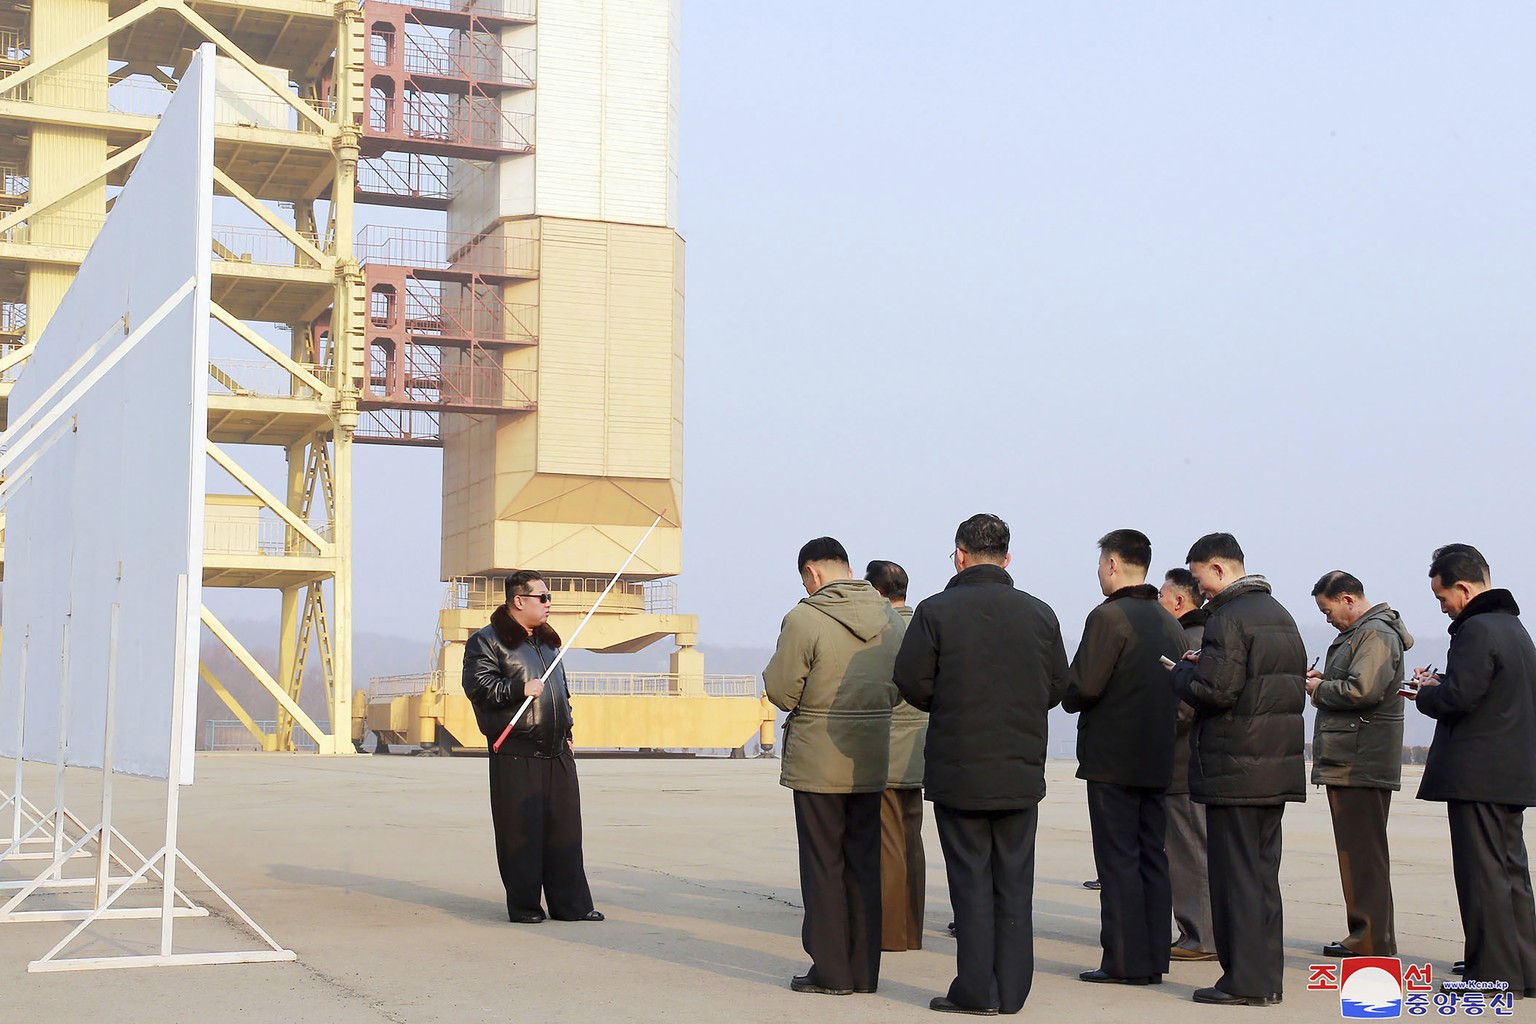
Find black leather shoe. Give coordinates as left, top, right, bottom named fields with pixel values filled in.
left=1453, top=960, right=1465, bottom=975
left=1083, top=879, right=1102, bottom=891
left=1079, top=969, right=1161, bottom=985
left=791, top=974, right=852, bottom=996
left=946, top=921, right=957, bottom=936
left=929, top=997, right=999, bottom=1015
left=508, top=910, right=546, bottom=924
left=1193, top=987, right=1281, bottom=1006
left=579, top=910, right=604, bottom=922
left=1323, top=942, right=1359, bottom=958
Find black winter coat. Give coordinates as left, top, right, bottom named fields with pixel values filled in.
left=894, top=564, right=1069, bottom=810
left=1170, top=576, right=1307, bottom=806
left=1416, top=589, right=1536, bottom=806
left=461, top=606, right=573, bottom=757
left=1169, top=608, right=1207, bottom=796
left=1063, top=585, right=1189, bottom=789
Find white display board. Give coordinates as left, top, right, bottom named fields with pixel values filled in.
left=0, top=46, right=213, bottom=782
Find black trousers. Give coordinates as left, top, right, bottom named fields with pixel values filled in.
left=1166, top=790, right=1214, bottom=953
left=793, top=790, right=882, bottom=991
left=1206, top=804, right=1285, bottom=998
left=880, top=787, right=926, bottom=951
left=488, top=750, right=594, bottom=920
left=1087, top=782, right=1172, bottom=977
left=1327, top=786, right=1396, bottom=955
left=1447, top=800, right=1536, bottom=991
left=934, top=802, right=1037, bottom=1014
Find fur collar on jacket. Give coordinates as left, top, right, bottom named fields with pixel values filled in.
left=1102, top=583, right=1160, bottom=604
left=1179, top=607, right=1209, bottom=630
left=1450, top=588, right=1520, bottom=635
left=490, top=605, right=563, bottom=649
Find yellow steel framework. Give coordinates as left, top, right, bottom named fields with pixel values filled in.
left=0, top=0, right=366, bottom=753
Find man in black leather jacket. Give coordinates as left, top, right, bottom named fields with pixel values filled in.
left=462, top=570, right=602, bottom=925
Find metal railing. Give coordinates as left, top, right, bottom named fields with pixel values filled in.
left=0, top=69, right=334, bottom=127
left=394, top=92, right=533, bottom=152
left=0, top=211, right=322, bottom=270
left=355, top=407, right=441, bottom=443
left=356, top=223, right=538, bottom=277
left=204, top=720, right=319, bottom=752
left=211, top=225, right=325, bottom=269
left=443, top=575, right=676, bottom=615
left=0, top=301, right=24, bottom=338
left=361, top=671, right=760, bottom=703
left=378, top=0, right=538, bottom=21
left=566, top=674, right=762, bottom=697
left=208, top=358, right=327, bottom=400
left=358, top=152, right=453, bottom=203
left=368, top=672, right=440, bottom=701
left=204, top=511, right=334, bottom=558
left=0, top=30, right=28, bottom=66
left=401, top=31, right=535, bottom=89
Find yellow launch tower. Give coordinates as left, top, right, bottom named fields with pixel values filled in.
left=0, top=0, right=771, bottom=756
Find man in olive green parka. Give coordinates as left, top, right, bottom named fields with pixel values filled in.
left=765, top=537, right=903, bottom=997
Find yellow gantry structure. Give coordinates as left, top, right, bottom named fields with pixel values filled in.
left=0, top=0, right=769, bottom=757
left=0, top=0, right=363, bottom=752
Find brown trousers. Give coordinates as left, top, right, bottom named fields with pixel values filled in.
left=880, top=787, right=925, bottom=951
left=1327, top=786, right=1396, bottom=955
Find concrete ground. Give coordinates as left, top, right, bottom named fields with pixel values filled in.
left=0, top=756, right=1492, bottom=1023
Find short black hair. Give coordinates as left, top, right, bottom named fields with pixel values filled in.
left=1429, top=544, right=1490, bottom=588
left=1163, top=568, right=1204, bottom=608
left=1098, top=529, right=1152, bottom=570
left=1186, top=532, right=1245, bottom=565
left=865, top=560, right=908, bottom=600
left=798, top=536, right=850, bottom=573
left=1312, top=570, right=1366, bottom=599
left=505, top=570, right=547, bottom=601
left=955, top=513, right=1009, bottom=561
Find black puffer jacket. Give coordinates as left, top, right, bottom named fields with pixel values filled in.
left=894, top=564, right=1069, bottom=810
left=1417, top=589, right=1536, bottom=806
left=461, top=606, right=572, bottom=757
left=1170, top=576, right=1307, bottom=806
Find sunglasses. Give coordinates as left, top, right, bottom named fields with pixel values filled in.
left=518, top=592, right=553, bottom=604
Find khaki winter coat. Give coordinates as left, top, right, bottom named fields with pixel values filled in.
left=887, top=605, right=927, bottom=789
left=764, top=579, right=903, bottom=794
left=1310, top=603, right=1413, bottom=790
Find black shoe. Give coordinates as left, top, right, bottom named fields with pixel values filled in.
left=791, top=974, right=852, bottom=996
left=1453, top=960, right=1465, bottom=975
left=1323, top=942, right=1359, bottom=958
left=854, top=986, right=877, bottom=994
left=1079, top=969, right=1161, bottom=985
left=508, top=909, right=546, bottom=924
left=929, top=997, right=1000, bottom=1015
left=1193, top=987, right=1281, bottom=1006
left=579, top=910, right=604, bottom=922
left=1083, top=879, right=1102, bottom=891
left=946, top=921, right=957, bottom=937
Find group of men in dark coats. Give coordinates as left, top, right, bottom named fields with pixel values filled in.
left=454, top=529, right=1536, bottom=1016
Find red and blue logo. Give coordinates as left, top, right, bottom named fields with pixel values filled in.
left=1338, top=957, right=1403, bottom=1019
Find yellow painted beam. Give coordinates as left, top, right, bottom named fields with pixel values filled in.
left=167, top=2, right=334, bottom=136
left=205, top=440, right=332, bottom=554
left=200, top=605, right=331, bottom=753
left=0, top=1, right=168, bottom=99
left=198, top=663, right=268, bottom=748
left=210, top=303, right=332, bottom=397
left=0, top=140, right=148, bottom=237
left=212, top=168, right=329, bottom=268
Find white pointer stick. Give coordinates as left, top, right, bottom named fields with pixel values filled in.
left=492, top=510, right=669, bottom=752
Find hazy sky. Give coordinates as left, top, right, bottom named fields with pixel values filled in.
left=333, top=2, right=1536, bottom=677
